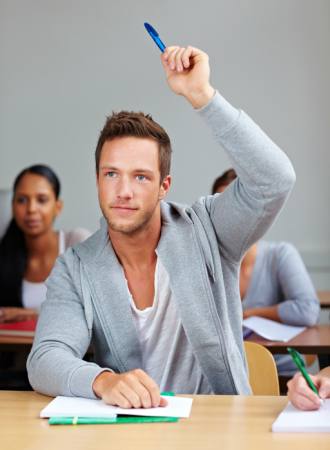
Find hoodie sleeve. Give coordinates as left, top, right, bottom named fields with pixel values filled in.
left=197, top=92, right=296, bottom=263
left=27, top=249, right=112, bottom=399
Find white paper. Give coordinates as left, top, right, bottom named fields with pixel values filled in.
left=272, top=399, right=330, bottom=432
left=40, top=395, right=193, bottom=419
left=243, top=316, right=305, bottom=342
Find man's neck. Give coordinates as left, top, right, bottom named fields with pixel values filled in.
left=108, top=219, right=161, bottom=271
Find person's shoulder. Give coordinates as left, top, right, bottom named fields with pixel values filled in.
left=63, top=228, right=92, bottom=248
left=262, top=240, right=300, bottom=262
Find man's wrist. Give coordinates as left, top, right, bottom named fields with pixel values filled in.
left=185, top=84, right=215, bottom=109
left=93, top=370, right=115, bottom=398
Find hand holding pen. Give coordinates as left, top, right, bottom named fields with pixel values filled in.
left=144, top=22, right=214, bottom=109
left=287, top=347, right=330, bottom=410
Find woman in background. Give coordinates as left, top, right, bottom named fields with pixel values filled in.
left=212, top=169, right=320, bottom=376
left=0, top=164, right=90, bottom=322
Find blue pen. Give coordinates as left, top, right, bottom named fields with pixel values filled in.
left=144, top=22, right=166, bottom=52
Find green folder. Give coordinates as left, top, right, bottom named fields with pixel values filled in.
left=49, top=392, right=178, bottom=425
left=49, top=416, right=178, bottom=425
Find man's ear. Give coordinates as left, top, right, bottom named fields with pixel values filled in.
left=159, top=175, right=171, bottom=200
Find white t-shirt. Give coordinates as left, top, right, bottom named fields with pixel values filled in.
left=22, top=228, right=90, bottom=310
left=129, top=258, right=213, bottom=394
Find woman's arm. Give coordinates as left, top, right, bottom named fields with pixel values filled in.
left=0, top=307, right=37, bottom=323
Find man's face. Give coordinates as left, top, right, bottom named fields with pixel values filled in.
left=97, top=137, right=171, bottom=235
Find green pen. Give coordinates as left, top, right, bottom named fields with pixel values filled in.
left=49, top=416, right=179, bottom=425
left=287, top=347, right=319, bottom=396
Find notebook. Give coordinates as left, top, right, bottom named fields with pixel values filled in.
left=0, top=319, right=36, bottom=337
left=272, top=399, right=330, bottom=432
left=40, top=395, right=193, bottom=419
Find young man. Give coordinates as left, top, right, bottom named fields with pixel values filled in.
left=27, top=46, right=295, bottom=408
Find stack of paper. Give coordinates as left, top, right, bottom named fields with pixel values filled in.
left=272, top=400, right=330, bottom=432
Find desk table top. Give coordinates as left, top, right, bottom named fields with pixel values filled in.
left=248, top=324, right=330, bottom=354
left=1, top=392, right=329, bottom=450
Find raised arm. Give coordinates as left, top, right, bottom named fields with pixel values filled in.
left=161, top=45, right=296, bottom=263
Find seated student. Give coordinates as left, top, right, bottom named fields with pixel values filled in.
left=27, top=45, right=295, bottom=407
left=0, top=164, right=90, bottom=389
left=287, top=367, right=330, bottom=410
left=0, top=164, right=91, bottom=321
left=212, top=169, right=320, bottom=375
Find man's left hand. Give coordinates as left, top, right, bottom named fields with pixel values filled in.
left=161, top=46, right=215, bottom=109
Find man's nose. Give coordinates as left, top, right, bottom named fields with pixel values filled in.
left=117, top=177, right=133, bottom=199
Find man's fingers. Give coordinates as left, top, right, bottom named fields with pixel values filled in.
left=182, top=47, right=192, bottom=69
left=123, top=372, right=153, bottom=408
left=133, top=369, right=162, bottom=407
left=174, top=48, right=186, bottom=72
left=168, top=47, right=181, bottom=70
left=110, top=390, right=133, bottom=409
left=159, top=396, right=168, bottom=407
left=116, top=379, right=147, bottom=408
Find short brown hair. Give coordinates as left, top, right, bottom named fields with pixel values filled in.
left=211, top=169, right=237, bottom=194
left=95, top=111, right=172, bottom=182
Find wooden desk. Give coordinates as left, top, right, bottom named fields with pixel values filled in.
left=318, top=291, right=330, bottom=309
left=1, top=392, right=329, bottom=450
left=248, top=324, right=330, bottom=355
left=2, top=324, right=330, bottom=356
left=0, top=334, right=33, bottom=351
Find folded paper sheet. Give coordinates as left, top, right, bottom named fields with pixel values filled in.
left=243, top=316, right=305, bottom=342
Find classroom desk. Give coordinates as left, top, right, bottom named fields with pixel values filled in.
left=318, top=290, right=330, bottom=309
left=1, top=391, right=329, bottom=450
left=0, top=334, right=33, bottom=351
left=248, top=324, right=330, bottom=355
left=2, top=324, right=330, bottom=355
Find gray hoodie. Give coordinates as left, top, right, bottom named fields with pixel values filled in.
left=27, top=92, right=296, bottom=398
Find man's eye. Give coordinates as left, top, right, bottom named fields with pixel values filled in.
left=136, top=175, right=146, bottom=181
left=105, top=171, right=116, bottom=178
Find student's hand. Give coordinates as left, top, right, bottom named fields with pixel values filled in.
left=161, top=46, right=215, bottom=109
left=287, top=372, right=330, bottom=410
left=92, top=369, right=168, bottom=409
left=0, top=307, right=38, bottom=323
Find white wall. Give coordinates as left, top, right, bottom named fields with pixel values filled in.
left=1, top=0, right=329, bottom=287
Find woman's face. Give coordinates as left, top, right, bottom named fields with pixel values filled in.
left=12, top=173, right=62, bottom=237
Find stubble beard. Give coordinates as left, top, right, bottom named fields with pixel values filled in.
left=103, top=203, right=159, bottom=236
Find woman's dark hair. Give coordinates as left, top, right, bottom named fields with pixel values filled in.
left=0, top=165, right=60, bottom=307
left=211, top=168, right=237, bottom=194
